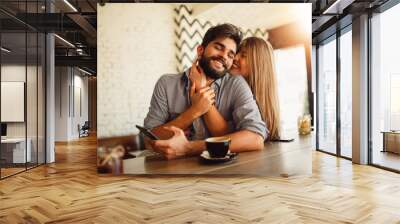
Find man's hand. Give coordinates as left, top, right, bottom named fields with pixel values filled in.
left=151, top=126, right=191, bottom=160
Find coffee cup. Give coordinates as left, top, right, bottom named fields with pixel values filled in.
left=205, top=137, right=231, bottom=158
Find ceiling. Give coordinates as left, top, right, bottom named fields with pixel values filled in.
left=0, top=0, right=97, bottom=74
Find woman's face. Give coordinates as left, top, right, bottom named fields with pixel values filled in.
left=230, top=49, right=249, bottom=77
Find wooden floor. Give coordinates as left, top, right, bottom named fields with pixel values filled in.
left=1, top=135, right=400, bottom=223
left=1, top=167, right=26, bottom=178
left=373, top=151, right=400, bottom=171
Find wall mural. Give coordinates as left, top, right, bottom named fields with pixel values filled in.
left=97, top=3, right=312, bottom=176
left=174, top=5, right=269, bottom=72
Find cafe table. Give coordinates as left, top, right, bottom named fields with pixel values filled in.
left=123, top=135, right=313, bottom=176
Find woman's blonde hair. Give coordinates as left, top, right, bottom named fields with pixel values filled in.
left=239, top=37, right=280, bottom=140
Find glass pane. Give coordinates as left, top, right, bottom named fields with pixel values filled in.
left=26, top=0, right=40, bottom=170
left=1, top=30, right=27, bottom=177
left=38, top=32, right=45, bottom=165
left=317, top=37, right=337, bottom=154
left=340, top=29, right=352, bottom=158
left=371, top=3, right=400, bottom=171
left=0, top=1, right=46, bottom=178
left=27, top=31, right=38, bottom=169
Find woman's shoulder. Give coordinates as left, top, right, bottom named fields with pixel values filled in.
left=223, top=73, right=247, bottom=87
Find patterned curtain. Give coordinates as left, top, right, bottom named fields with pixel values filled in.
left=174, top=4, right=269, bottom=72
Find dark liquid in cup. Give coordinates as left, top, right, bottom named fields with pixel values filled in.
left=206, top=137, right=231, bottom=158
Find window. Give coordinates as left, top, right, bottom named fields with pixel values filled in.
left=340, top=28, right=352, bottom=158
left=370, top=2, right=400, bottom=171
left=390, top=74, right=400, bottom=130
left=274, top=45, right=309, bottom=135
left=317, top=36, right=337, bottom=154
left=0, top=1, right=47, bottom=179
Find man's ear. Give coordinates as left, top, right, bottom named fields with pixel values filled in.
left=196, top=45, right=204, bottom=58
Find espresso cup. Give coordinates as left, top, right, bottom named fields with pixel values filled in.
left=205, top=137, right=231, bottom=158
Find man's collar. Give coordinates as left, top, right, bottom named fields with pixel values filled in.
left=181, top=69, right=223, bottom=89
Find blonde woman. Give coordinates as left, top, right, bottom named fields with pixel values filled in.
left=190, top=37, right=280, bottom=140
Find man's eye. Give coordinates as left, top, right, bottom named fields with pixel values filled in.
left=228, top=54, right=235, bottom=59
left=215, top=45, right=222, bottom=50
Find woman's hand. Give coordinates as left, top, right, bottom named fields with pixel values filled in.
left=190, top=85, right=215, bottom=116
left=189, top=58, right=206, bottom=91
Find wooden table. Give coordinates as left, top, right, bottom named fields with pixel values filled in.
left=381, top=131, right=400, bottom=154
left=122, top=135, right=313, bottom=176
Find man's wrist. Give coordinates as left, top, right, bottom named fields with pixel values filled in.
left=188, top=106, right=203, bottom=119
left=186, top=140, right=206, bottom=156
left=203, top=105, right=216, bottom=116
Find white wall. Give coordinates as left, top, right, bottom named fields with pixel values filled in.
left=98, top=4, right=176, bottom=138
left=1, top=65, right=26, bottom=140
left=55, top=67, right=89, bottom=141
left=1, top=65, right=39, bottom=138
left=55, top=67, right=69, bottom=141
left=1, top=64, right=46, bottom=163
left=72, top=73, right=89, bottom=138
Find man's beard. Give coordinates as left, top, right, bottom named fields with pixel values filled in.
left=198, top=55, right=228, bottom=80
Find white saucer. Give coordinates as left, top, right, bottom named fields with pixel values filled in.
left=200, top=151, right=236, bottom=163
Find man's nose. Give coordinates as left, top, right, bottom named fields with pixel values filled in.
left=219, top=50, right=230, bottom=63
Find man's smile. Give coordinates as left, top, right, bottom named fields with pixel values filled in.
left=210, top=58, right=226, bottom=70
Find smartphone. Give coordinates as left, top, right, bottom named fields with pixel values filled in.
left=136, top=125, right=160, bottom=140
left=276, top=138, right=295, bottom=142
left=272, top=138, right=295, bottom=142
